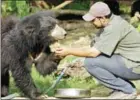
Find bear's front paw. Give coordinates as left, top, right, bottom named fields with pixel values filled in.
left=28, top=88, right=42, bottom=99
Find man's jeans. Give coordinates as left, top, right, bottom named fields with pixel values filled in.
left=84, top=55, right=140, bottom=94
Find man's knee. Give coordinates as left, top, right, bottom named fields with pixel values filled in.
left=84, top=57, right=105, bottom=78
left=84, top=57, right=100, bottom=69
left=84, top=58, right=91, bottom=68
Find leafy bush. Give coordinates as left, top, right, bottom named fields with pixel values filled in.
left=2, top=1, right=30, bottom=18
left=64, top=0, right=90, bottom=10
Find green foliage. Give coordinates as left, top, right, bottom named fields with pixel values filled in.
left=64, top=0, right=90, bottom=10
left=9, top=72, right=22, bottom=96
left=15, top=1, right=30, bottom=17
left=137, top=24, right=140, bottom=32
left=2, top=1, right=30, bottom=18
left=120, top=3, right=131, bottom=14
left=2, top=1, right=15, bottom=17
left=31, top=66, right=96, bottom=96
left=1, top=0, right=133, bottom=18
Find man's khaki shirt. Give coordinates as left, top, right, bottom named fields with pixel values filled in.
left=94, top=14, right=140, bottom=74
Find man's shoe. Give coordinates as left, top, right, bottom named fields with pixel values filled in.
left=108, top=90, right=137, bottom=99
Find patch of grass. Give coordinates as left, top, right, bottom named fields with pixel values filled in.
left=9, top=66, right=97, bottom=97
left=9, top=73, right=22, bottom=95
left=60, top=55, right=78, bottom=64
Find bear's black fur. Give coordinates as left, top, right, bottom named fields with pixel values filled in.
left=130, top=0, right=140, bottom=17
left=1, top=16, right=20, bottom=40
left=1, top=11, right=62, bottom=99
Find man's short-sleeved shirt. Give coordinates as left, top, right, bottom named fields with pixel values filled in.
left=94, top=14, right=140, bottom=74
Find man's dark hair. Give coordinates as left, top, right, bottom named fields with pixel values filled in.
left=96, top=12, right=112, bottom=19
left=105, top=12, right=112, bottom=18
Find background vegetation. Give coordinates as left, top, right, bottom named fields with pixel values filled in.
left=1, top=0, right=133, bottom=17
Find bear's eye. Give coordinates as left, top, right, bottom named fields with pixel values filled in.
left=25, top=26, right=34, bottom=30
left=48, top=25, right=54, bottom=30
left=25, top=26, right=35, bottom=34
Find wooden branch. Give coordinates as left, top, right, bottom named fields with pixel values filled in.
left=52, top=9, right=87, bottom=17
left=41, top=1, right=49, bottom=9
left=52, top=0, right=73, bottom=10
left=34, top=1, right=49, bottom=9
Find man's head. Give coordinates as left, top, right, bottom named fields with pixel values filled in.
left=83, top=2, right=112, bottom=28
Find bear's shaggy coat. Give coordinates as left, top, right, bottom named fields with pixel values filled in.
left=1, top=11, right=62, bottom=99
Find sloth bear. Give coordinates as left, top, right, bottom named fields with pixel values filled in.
left=1, top=11, right=66, bottom=99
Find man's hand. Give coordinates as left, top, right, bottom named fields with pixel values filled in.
left=55, top=46, right=101, bottom=58
left=55, top=47, right=70, bottom=57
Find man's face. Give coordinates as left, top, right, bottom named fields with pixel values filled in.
left=92, top=17, right=105, bottom=29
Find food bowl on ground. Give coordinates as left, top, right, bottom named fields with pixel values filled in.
left=55, top=88, right=91, bottom=98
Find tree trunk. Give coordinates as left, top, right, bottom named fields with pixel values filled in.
left=53, top=9, right=87, bottom=17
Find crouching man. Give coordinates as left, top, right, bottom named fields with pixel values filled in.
left=55, top=2, right=140, bottom=99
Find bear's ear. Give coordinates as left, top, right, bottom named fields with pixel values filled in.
left=18, top=15, right=41, bottom=36
left=40, top=16, right=57, bottom=29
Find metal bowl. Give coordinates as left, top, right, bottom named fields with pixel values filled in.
left=55, top=88, right=91, bottom=98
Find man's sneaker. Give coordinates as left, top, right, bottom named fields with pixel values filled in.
left=108, top=90, right=137, bottom=99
